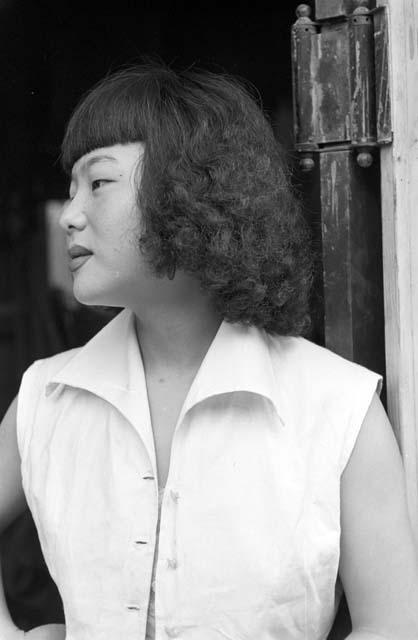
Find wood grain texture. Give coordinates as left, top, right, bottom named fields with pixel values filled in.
left=319, top=149, right=385, bottom=376
left=378, top=0, right=418, bottom=543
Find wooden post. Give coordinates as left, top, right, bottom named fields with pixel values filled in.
left=292, top=2, right=387, bottom=378
left=378, top=0, right=418, bottom=543
left=319, top=149, right=385, bottom=373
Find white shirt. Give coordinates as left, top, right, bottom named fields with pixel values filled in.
left=17, top=308, right=382, bottom=640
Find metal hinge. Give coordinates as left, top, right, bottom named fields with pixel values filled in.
left=291, top=1, right=392, bottom=171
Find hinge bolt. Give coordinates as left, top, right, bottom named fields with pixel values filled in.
left=353, top=0, right=371, bottom=14
left=300, top=154, right=315, bottom=172
left=296, top=4, right=312, bottom=19
left=356, top=150, right=374, bottom=168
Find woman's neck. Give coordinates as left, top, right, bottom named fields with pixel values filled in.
left=132, top=292, right=222, bottom=375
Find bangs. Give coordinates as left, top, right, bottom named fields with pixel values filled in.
left=61, top=72, right=152, bottom=174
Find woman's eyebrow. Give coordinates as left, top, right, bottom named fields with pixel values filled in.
left=71, top=154, right=118, bottom=179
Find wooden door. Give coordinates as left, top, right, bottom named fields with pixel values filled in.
left=292, top=0, right=388, bottom=378
left=292, top=0, right=418, bottom=545
left=292, top=1, right=418, bottom=635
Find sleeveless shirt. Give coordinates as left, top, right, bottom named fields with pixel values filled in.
left=16, top=308, right=382, bottom=640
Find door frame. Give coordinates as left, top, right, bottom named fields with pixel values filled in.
left=378, top=0, right=418, bottom=543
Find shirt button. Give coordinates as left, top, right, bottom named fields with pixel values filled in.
left=165, top=626, right=180, bottom=638
left=167, top=558, right=178, bottom=570
left=170, top=489, right=180, bottom=502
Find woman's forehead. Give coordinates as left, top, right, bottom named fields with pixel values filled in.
left=71, top=143, right=145, bottom=177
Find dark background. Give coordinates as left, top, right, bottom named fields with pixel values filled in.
left=1, top=1, right=296, bottom=205
left=1, top=1, right=347, bottom=637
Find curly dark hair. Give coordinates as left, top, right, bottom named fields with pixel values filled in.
left=61, top=62, right=313, bottom=335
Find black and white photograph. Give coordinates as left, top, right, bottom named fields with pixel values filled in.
left=0, top=2, right=418, bottom=639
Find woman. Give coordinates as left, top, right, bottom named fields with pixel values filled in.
left=0, top=63, right=417, bottom=640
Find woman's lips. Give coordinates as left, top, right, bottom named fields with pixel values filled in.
left=69, top=254, right=92, bottom=272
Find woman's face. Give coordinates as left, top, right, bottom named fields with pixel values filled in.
left=60, top=142, right=149, bottom=307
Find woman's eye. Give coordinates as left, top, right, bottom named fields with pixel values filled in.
left=91, top=179, right=111, bottom=191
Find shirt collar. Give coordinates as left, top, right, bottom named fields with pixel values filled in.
left=45, top=308, right=141, bottom=397
left=45, top=308, right=285, bottom=427
left=181, top=320, right=285, bottom=426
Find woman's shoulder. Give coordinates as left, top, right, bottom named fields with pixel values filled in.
left=16, top=348, right=83, bottom=457
left=265, top=332, right=382, bottom=397
left=264, top=333, right=383, bottom=475
left=21, top=347, right=82, bottom=389
left=266, top=332, right=357, bottom=369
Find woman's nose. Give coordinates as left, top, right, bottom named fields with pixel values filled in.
left=59, top=197, right=87, bottom=233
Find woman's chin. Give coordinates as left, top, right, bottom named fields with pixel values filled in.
left=72, top=284, right=122, bottom=308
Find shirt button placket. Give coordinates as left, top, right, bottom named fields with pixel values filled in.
left=125, top=470, right=157, bottom=616
left=165, top=488, right=180, bottom=572
left=160, top=425, right=184, bottom=632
